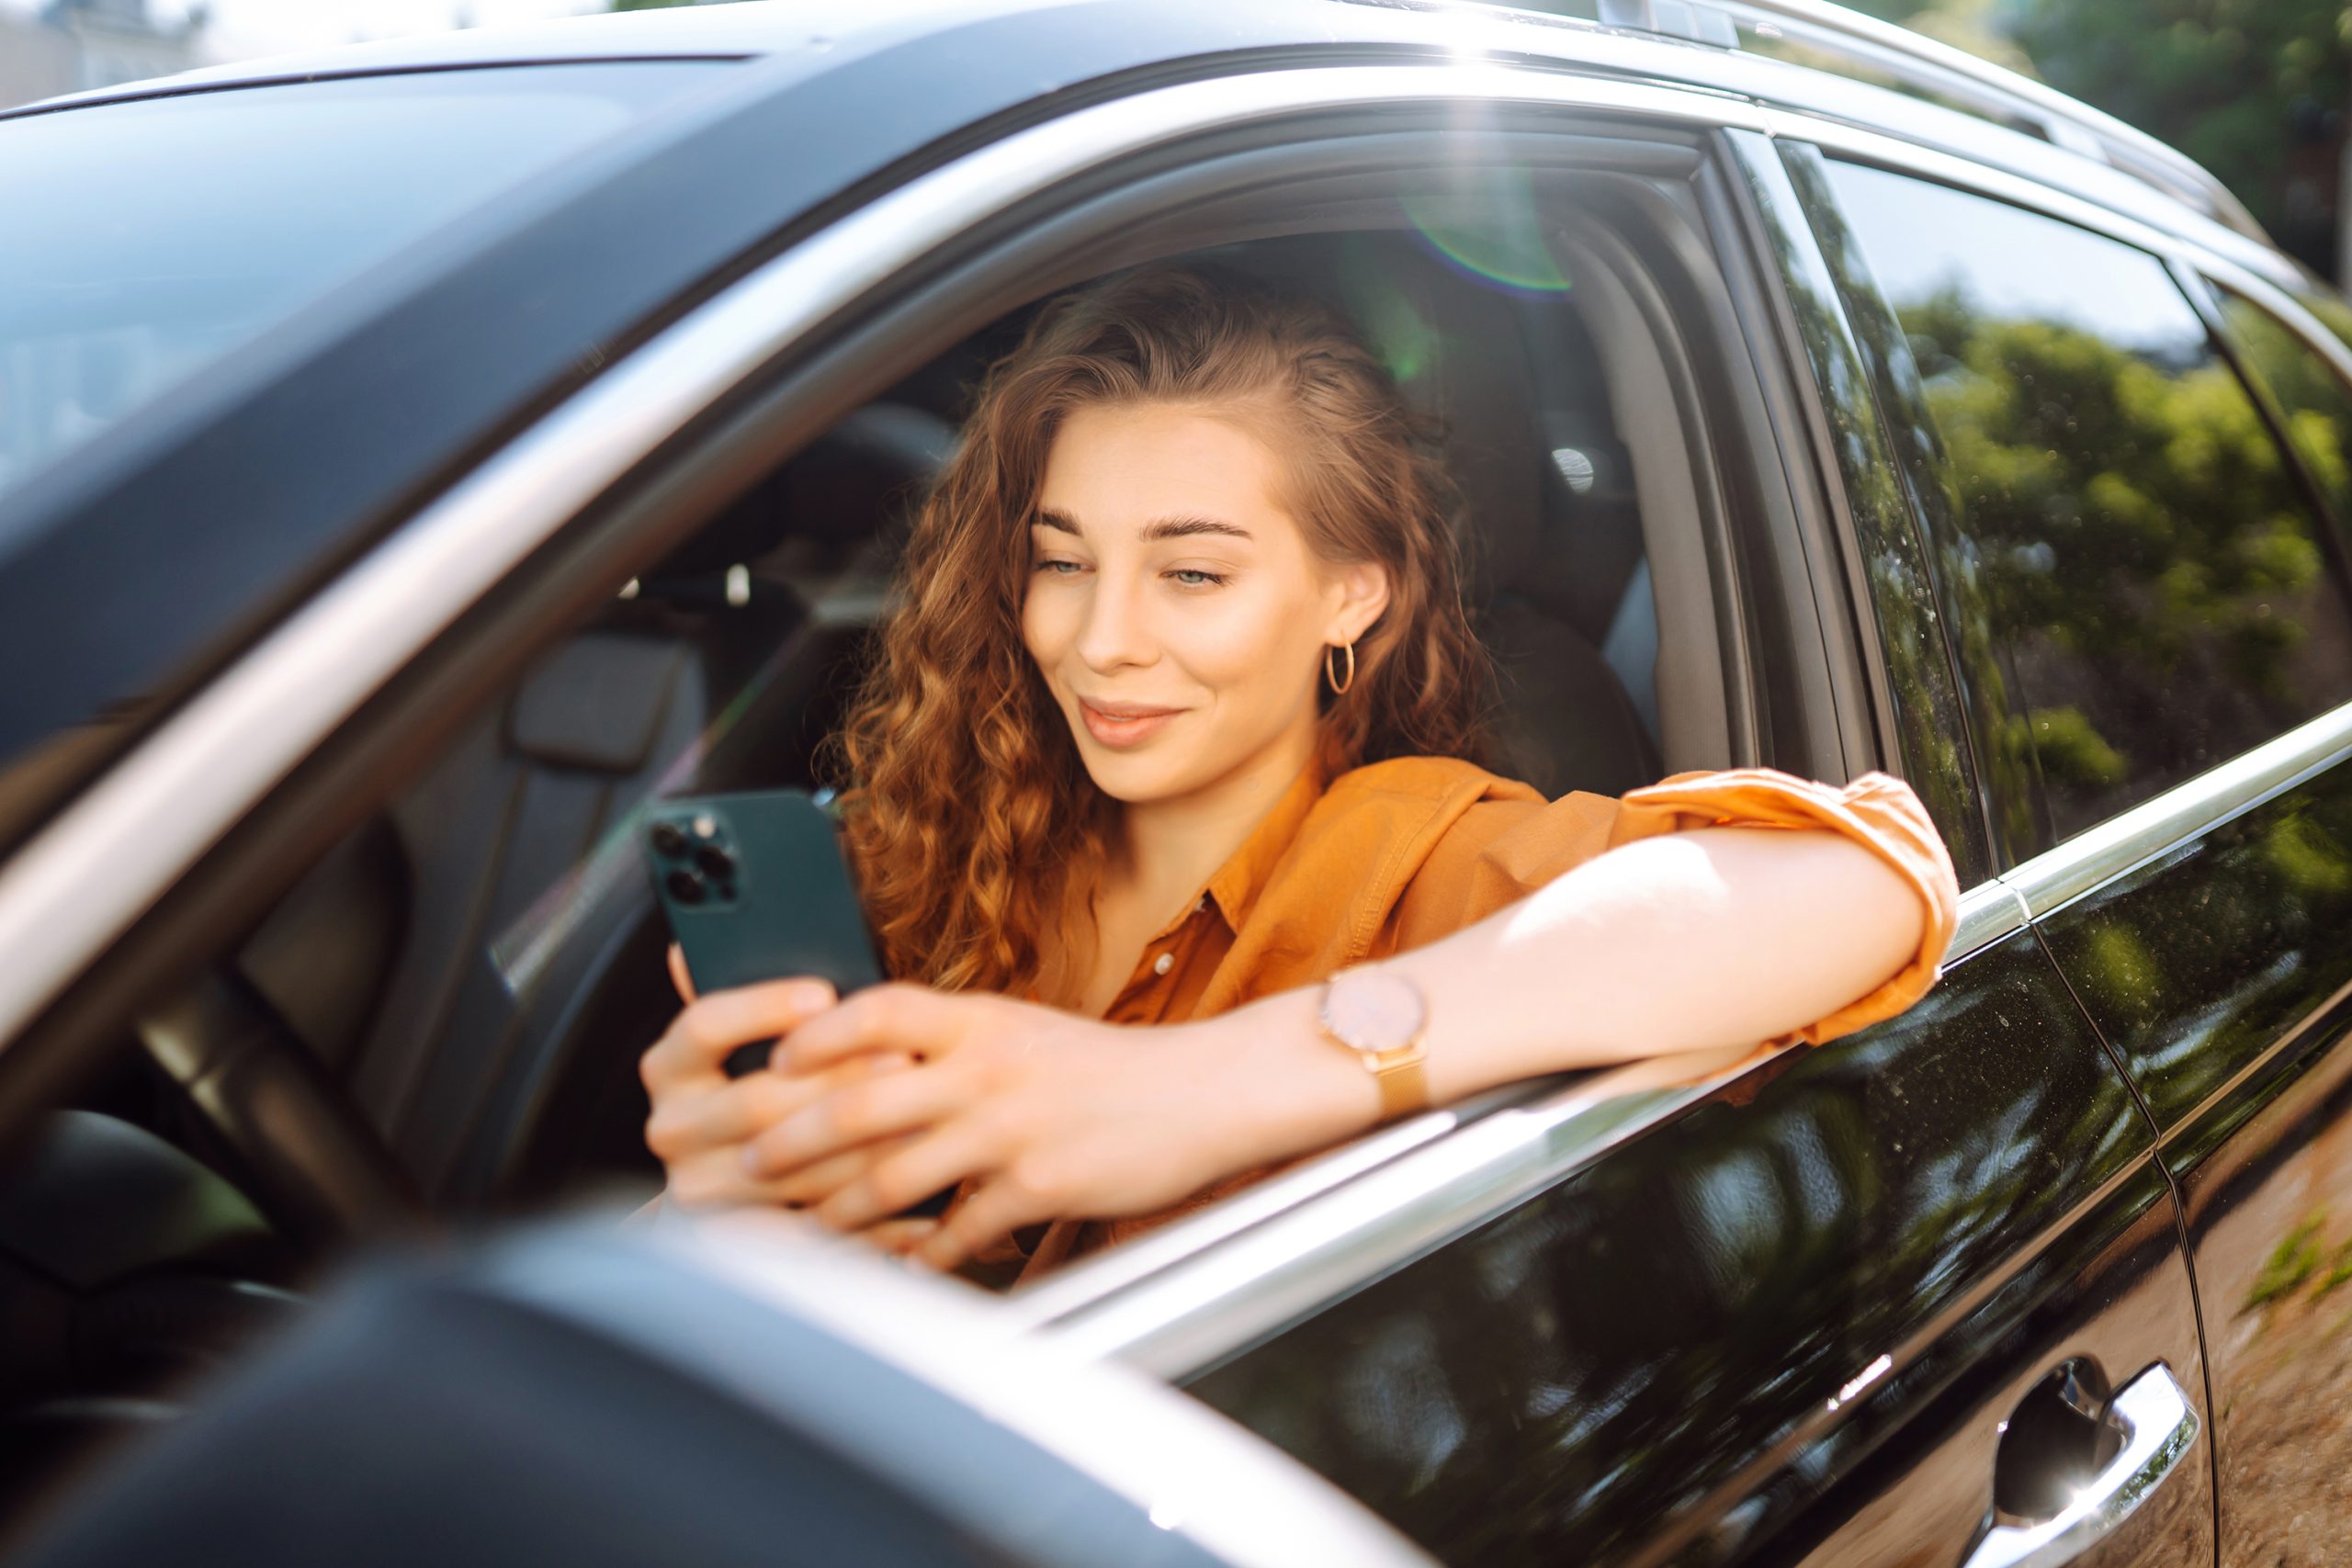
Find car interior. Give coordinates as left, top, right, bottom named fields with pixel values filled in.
left=0, top=164, right=1752, bottom=1538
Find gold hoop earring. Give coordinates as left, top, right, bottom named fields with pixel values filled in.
left=1325, top=639, right=1356, bottom=695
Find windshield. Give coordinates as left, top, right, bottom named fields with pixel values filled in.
left=0, top=62, right=729, bottom=508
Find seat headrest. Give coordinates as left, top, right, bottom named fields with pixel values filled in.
left=654, top=401, right=955, bottom=578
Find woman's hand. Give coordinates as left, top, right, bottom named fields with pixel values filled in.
left=639, top=945, right=933, bottom=1251
left=742, top=986, right=1348, bottom=1269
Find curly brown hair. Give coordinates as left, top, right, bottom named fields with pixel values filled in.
left=828, top=265, right=1495, bottom=997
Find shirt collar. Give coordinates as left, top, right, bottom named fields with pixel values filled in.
left=1200, top=758, right=1327, bottom=935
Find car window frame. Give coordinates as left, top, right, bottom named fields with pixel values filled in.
left=2189, top=270, right=2352, bottom=555
left=0, top=64, right=1791, bottom=1207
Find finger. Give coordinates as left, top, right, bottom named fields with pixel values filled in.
left=770, top=1140, right=898, bottom=1208
left=815, top=1121, right=1008, bottom=1234
left=860, top=1217, right=942, bottom=1257
left=780, top=984, right=976, bottom=1074
left=662, top=1148, right=843, bottom=1211
left=667, top=942, right=696, bottom=1005
left=763, top=1064, right=922, bottom=1203
left=772, top=1042, right=917, bottom=1081
left=741, top=1059, right=972, bottom=1177
left=644, top=1073, right=818, bottom=1165
left=648, top=1048, right=914, bottom=1168
left=639, top=976, right=839, bottom=1089
left=917, top=1179, right=1045, bottom=1271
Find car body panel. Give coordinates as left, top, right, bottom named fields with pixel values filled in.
left=1186, top=931, right=2207, bottom=1566
left=2034, top=755, right=2352, bottom=1568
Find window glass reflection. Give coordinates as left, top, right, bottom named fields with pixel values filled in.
left=0, top=62, right=726, bottom=513
left=2213, top=287, right=2352, bottom=536
left=1826, top=161, right=2352, bottom=843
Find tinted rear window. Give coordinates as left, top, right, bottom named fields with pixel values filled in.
left=0, top=62, right=728, bottom=513
left=2212, top=284, right=2352, bottom=536
left=1826, top=161, right=2352, bottom=845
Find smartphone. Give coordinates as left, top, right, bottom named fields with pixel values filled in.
left=645, top=789, right=885, bottom=1077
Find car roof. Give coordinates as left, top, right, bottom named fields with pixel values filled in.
left=98, top=1, right=975, bottom=89
left=25, top=0, right=2270, bottom=260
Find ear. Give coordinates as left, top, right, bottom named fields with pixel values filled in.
left=1326, top=560, right=1390, bottom=646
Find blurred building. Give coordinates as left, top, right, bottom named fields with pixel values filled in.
left=0, top=0, right=206, bottom=110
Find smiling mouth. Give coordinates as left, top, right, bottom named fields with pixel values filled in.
left=1077, top=698, right=1184, bottom=748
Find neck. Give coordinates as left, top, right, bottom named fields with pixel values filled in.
left=1106, top=719, right=1320, bottom=922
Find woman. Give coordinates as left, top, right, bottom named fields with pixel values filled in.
left=639, top=265, right=1958, bottom=1276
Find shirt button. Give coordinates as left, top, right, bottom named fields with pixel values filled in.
left=1152, top=952, right=1175, bottom=976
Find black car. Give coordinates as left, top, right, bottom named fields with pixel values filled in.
left=4, top=1, right=2352, bottom=1564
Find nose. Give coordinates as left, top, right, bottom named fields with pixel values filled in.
left=1073, top=569, right=1156, bottom=674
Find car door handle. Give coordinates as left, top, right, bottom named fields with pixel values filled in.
left=1960, top=1362, right=2199, bottom=1568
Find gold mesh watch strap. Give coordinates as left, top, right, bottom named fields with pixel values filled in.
left=1364, top=1043, right=1430, bottom=1122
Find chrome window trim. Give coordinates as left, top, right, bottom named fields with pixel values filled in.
left=0, top=61, right=1773, bottom=1059
left=1770, top=111, right=2296, bottom=297
left=1024, top=1058, right=1731, bottom=1377
left=2183, top=260, right=2352, bottom=432
left=2001, top=701, right=2352, bottom=919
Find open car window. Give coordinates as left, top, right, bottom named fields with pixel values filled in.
left=266, top=217, right=1700, bottom=1216
left=40, top=141, right=1740, bottom=1257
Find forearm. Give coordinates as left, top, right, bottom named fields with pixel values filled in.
left=1199, top=826, right=1928, bottom=1170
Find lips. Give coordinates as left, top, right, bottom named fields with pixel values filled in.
left=1077, top=697, right=1184, bottom=749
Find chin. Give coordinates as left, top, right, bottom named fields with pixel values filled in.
left=1074, top=747, right=1196, bottom=806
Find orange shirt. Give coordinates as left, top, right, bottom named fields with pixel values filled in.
left=995, top=755, right=1960, bottom=1274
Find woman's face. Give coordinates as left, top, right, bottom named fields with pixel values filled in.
left=1022, top=402, right=1386, bottom=807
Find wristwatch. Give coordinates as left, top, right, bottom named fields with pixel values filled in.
left=1317, top=965, right=1430, bottom=1122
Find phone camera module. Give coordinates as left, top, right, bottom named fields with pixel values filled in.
left=694, top=844, right=735, bottom=879
left=650, top=821, right=686, bottom=858
left=664, top=867, right=707, bottom=906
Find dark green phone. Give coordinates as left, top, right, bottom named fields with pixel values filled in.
left=644, top=789, right=884, bottom=1077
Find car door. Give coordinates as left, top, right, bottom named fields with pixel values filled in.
left=2059, top=273, right=2352, bottom=1568
left=1018, top=123, right=2211, bottom=1568
left=1798, top=141, right=2352, bottom=1568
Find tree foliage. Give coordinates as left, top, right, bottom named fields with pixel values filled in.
left=1838, top=1, right=2351, bottom=276
left=2012, top=0, right=2350, bottom=275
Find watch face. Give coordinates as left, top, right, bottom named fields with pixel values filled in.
left=1324, top=967, right=1427, bottom=1053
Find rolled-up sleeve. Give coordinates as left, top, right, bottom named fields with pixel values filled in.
left=1395, top=765, right=1961, bottom=1049
left=1609, top=768, right=1960, bottom=1044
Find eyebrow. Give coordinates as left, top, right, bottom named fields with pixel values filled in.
left=1034, top=507, right=1253, bottom=543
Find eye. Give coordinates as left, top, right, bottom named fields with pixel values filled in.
left=1167, top=568, right=1227, bottom=589
left=1034, top=557, right=1086, bottom=576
